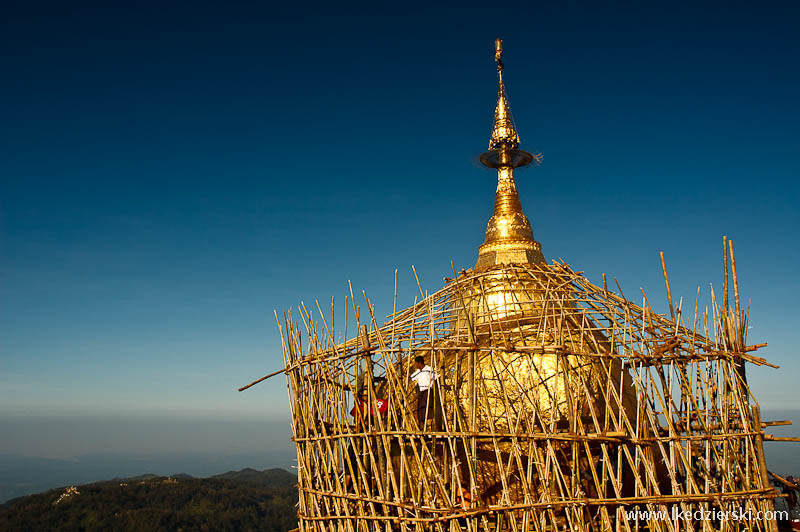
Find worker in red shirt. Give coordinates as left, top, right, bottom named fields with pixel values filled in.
left=344, top=389, right=389, bottom=492
left=350, top=392, right=389, bottom=421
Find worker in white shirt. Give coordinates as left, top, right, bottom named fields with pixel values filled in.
left=410, top=355, right=436, bottom=428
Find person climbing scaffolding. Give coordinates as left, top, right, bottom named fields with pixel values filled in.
left=409, top=355, right=438, bottom=429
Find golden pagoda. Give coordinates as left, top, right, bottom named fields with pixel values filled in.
left=250, top=39, right=789, bottom=532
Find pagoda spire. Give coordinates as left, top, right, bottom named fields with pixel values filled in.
left=475, top=39, right=545, bottom=270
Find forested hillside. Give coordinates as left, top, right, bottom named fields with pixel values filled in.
left=0, top=468, right=298, bottom=532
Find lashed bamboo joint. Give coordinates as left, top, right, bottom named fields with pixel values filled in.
left=268, top=40, right=788, bottom=532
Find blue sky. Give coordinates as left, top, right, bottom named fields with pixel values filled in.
left=1, top=1, right=799, bottom=458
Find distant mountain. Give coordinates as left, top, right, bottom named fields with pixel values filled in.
left=211, top=467, right=297, bottom=487
left=0, top=468, right=298, bottom=532
left=0, top=451, right=296, bottom=503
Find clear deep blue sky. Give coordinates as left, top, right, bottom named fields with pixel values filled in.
left=2, top=2, right=799, bottom=458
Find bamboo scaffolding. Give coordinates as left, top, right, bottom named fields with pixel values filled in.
left=256, top=255, right=791, bottom=532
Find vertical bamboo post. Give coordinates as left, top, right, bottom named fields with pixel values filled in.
left=752, top=405, right=779, bottom=532
left=660, top=252, right=675, bottom=324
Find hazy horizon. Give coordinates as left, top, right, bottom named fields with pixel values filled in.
left=1, top=410, right=797, bottom=504
left=2, top=410, right=797, bottom=471
left=0, top=414, right=292, bottom=460
left=0, top=415, right=297, bottom=502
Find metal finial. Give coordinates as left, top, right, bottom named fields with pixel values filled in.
left=482, top=39, right=533, bottom=167
left=495, top=38, right=504, bottom=74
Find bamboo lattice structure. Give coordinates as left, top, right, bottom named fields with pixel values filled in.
left=258, top=40, right=790, bottom=532
left=277, top=253, right=780, bottom=532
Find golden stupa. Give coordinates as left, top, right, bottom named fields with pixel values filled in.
left=250, top=39, right=788, bottom=532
